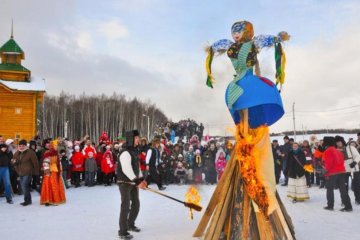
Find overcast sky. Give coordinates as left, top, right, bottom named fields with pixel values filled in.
left=1, top=0, right=359, bottom=135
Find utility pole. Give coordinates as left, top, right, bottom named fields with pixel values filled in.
left=292, top=102, right=296, bottom=141
left=142, top=114, right=150, bottom=141
left=64, top=121, right=69, bottom=139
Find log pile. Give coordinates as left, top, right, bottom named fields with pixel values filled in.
left=193, top=111, right=296, bottom=240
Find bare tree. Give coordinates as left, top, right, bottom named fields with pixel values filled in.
left=37, top=93, right=168, bottom=142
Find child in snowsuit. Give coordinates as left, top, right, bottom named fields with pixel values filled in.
left=85, top=152, right=97, bottom=187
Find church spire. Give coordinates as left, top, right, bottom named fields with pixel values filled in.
left=11, top=19, right=14, bottom=39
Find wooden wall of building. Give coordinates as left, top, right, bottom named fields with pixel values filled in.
left=0, top=84, right=37, bottom=140
left=0, top=71, right=29, bottom=81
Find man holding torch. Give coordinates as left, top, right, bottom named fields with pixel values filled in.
left=117, top=130, right=147, bottom=240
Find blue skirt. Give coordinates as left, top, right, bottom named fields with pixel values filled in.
left=225, top=70, right=284, bottom=128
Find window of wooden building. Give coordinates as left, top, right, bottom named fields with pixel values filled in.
left=14, top=107, right=22, bottom=114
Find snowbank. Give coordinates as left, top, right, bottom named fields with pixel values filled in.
left=1, top=183, right=360, bottom=239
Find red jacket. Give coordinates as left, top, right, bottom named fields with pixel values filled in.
left=139, top=151, right=147, bottom=171
left=323, top=147, right=345, bottom=176
left=96, top=152, right=103, bottom=167
left=101, top=151, right=115, bottom=174
left=82, top=145, right=97, bottom=159
left=71, top=151, right=85, bottom=172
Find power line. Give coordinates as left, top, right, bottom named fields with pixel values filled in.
left=285, top=104, right=360, bottom=113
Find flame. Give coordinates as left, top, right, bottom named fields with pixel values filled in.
left=304, top=164, right=314, bottom=173
left=235, top=124, right=269, bottom=216
left=185, top=186, right=201, bottom=220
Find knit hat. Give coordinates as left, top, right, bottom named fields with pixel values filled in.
left=19, top=139, right=27, bottom=146
left=0, top=143, right=7, bottom=149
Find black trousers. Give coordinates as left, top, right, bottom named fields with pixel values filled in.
left=305, top=172, right=314, bottom=186
left=119, top=184, right=140, bottom=234
left=10, top=168, right=19, bottom=194
left=352, top=172, right=360, bottom=203
left=326, top=173, right=352, bottom=209
left=274, top=162, right=282, bottom=184
left=146, top=168, right=163, bottom=189
left=31, top=175, right=40, bottom=191
left=96, top=168, right=104, bottom=184
left=104, top=173, right=113, bottom=185
left=72, top=172, right=81, bottom=187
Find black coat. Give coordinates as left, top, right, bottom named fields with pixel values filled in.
left=0, top=151, right=11, bottom=167
left=286, top=150, right=306, bottom=178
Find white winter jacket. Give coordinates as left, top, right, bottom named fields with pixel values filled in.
left=344, top=145, right=360, bottom=175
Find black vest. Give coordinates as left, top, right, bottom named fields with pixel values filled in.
left=149, top=147, right=160, bottom=167
left=117, top=148, right=140, bottom=182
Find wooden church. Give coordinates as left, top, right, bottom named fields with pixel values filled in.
left=0, top=26, right=45, bottom=141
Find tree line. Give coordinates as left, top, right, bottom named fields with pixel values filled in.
left=37, top=92, right=168, bottom=141
left=270, top=128, right=360, bottom=137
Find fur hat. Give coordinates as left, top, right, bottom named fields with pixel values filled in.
left=334, top=135, right=346, bottom=146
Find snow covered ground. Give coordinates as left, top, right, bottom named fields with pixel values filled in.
left=1, top=182, right=360, bottom=240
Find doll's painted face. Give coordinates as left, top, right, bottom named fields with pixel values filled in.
left=232, top=31, right=244, bottom=42
left=231, top=21, right=254, bottom=43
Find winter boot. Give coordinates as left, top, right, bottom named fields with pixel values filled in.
left=119, top=232, right=133, bottom=239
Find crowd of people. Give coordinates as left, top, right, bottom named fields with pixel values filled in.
left=155, top=119, right=205, bottom=143
left=2, top=131, right=360, bottom=213
left=0, top=131, right=231, bottom=206
left=272, top=133, right=360, bottom=212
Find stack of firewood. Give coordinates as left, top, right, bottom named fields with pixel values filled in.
left=193, top=111, right=296, bottom=240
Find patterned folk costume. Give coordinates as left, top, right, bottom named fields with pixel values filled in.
left=194, top=21, right=295, bottom=240
left=40, top=141, right=66, bottom=206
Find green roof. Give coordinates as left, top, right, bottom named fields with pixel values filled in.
left=0, top=38, right=24, bottom=53
left=0, top=63, right=29, bottom=72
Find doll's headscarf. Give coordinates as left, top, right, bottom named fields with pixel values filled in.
left=50, top=140, right=58, bottom=151
left=231, top=21, right=254, bottom=42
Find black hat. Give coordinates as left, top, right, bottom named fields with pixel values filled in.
left=272, top=139, right=278, bottom=143
left=125, top=130, right=140, bottom=147
left=60, top=149, right=66, bottom=154
left=19, top=139, right=27, bottom=146
left=283, top=136, right=289, bottom=140
left=0, top=143, right=7, bottom=149
left=323, top=136, right=335, bottom=148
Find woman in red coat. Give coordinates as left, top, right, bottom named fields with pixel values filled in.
left=101, top=147, right=115, bottom=186
left=71, top=146, right=85, bottom=187
left=322, top=137, right=352, bottom=212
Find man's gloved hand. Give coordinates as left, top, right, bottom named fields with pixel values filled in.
left=349, top=161, right=357, bottom=168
